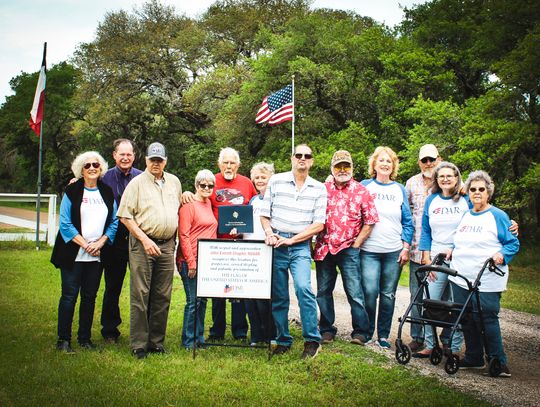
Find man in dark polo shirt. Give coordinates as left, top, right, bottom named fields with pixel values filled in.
left=100, top=139, right=142, bottom=343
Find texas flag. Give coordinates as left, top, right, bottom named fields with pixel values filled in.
left=29, top=45, right=47, bottom=137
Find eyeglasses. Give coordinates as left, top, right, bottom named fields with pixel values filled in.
left=198, top=183, right=214, bottom=190
left=469, top=187, right=486, bottom=193
left=83, top=162, right=100, bottom=169
left=333, top=164, right=352, bottom=172
left=294, top=153, right=313, bottom=160
left=420, top=157, right=436, bottom=164
left=438, top=175, right=455, bottom=180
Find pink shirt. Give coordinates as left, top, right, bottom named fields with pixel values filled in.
left=314, top=179, right=379, bottom=261
left=177, top=200, right=218, bottom=269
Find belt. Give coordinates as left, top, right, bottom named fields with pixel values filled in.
left=149, top=236, right=173, bottom=244
left=274, top=230, right=296, bottom=239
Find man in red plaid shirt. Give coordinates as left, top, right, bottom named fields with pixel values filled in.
left=314, top=150, right=379, bottom=345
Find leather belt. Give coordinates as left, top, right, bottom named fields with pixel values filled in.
left=149, top=236, right=173, bottom=244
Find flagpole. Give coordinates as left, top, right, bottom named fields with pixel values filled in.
left=291, top=75, right=295, bottom=155
left=35, top=42, right=47, bottom=250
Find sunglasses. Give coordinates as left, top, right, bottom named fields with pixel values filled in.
left=294, top=153, right=313, bottom=160
left=333, top=164, right=352, bottom=172
left=469, top=187, right=486, bottom=193
left=83, top=162, right=100, bottom=169
left=198, top=183, right=214, bottom=190
left=420, top=157, right=436, bottom=164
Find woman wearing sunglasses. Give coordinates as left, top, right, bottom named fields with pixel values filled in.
left=360, top=146, right=414, bottom=349
left=176, top=169, right=218, bottom=350
left=51, top=151, right=118, bottom=353
left=413, top=162, right=470, bottom=358
left=448, top=170, right=519, bottom=377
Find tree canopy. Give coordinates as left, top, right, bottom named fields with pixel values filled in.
left=1, top=0, right=539, bottom=232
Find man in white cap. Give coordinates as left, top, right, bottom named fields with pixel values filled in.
left=405, top=144, right=441, bottom=352
left=117, top=142, right=182, bottom=359
left=314, top=150, right=379, bottom=346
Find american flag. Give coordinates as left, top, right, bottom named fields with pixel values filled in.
left=255, top=85, right=294, bottom=125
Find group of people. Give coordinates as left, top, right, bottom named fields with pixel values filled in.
left=51, top=140, right=519, bottom=376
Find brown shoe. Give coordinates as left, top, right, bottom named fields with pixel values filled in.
left=350, top=334, right=368, bottom=345
left=412, top=349, right=431, bottom=358
left=321, top=332, right=335, bottom=344
left=408, top=340, right=424, bottom=352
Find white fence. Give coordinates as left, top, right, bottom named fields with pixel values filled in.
left=0, top=193, right=58, bottom=246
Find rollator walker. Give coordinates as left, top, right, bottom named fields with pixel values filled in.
left=395, top=253, right=506, bottom=375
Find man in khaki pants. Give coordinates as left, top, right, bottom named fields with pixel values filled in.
left=117, top=142, right=182, bottom=359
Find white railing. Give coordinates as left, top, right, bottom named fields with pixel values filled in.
left=0, top=193, right=58, bottom=246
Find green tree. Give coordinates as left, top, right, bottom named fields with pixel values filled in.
left=0, top=62, right=80, bottom=194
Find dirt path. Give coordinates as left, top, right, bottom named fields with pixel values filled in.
left=288, top=271, right=540, bottom=407
left=0, top=206, right=53, bottom=225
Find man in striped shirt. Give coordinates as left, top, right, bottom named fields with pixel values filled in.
left=260, top=144, right=327, bottom=359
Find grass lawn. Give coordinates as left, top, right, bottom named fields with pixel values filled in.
left=0, top=244, right=490, bottom=406
left=399, top=243, right=540, bottom=315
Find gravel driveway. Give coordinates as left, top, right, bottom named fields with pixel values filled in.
left=288, top=271, right=540, bottom=407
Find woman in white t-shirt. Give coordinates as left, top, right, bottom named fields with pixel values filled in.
left=360, top=146, right=413, bottom=349
left=51, top=151, right=118, bottom=353
left=449, top=170, right=519, bottom=377
left=244, top=162, right=276, bottom=345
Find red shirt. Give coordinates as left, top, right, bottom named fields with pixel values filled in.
left=314, top=179, right=379, bottom=261
left=177, top=200, right=217, bottom=269
left=210, top=173, right=257, bottom=238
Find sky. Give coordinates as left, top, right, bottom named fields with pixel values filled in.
left=0, top=0, right=426, bottom=105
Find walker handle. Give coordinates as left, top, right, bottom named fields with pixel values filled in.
left=416, top=264, right=458, bottom=277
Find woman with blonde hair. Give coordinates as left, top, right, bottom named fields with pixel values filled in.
left=360, top=146, right=413, bottom=349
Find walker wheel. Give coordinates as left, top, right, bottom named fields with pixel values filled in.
left=395, top=343, right=411, bottom=365
left=430, top=346, right=443, bottom=365
left=445, top=354, right=459, bottom=374
left=488, top=358, right=502, bottom=377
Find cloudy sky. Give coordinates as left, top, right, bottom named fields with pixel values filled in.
left=0, top=0, right=425, bottom=104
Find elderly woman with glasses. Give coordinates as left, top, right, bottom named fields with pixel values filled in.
left=448, top=170, right=519, bottom=377
left=360, top=146, right=414, bottom=349
left=413, top=162, right=471, bottom=358
left=176, top=169, right=218, bottom=350
left=51, top=151, right=118, bottom=353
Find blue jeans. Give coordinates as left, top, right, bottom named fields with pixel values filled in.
left=178, top=262, right=207, bottom=348
left=408, top=261, right=424, bottom=342
left=451, top=282, right=507, bottom=365
left=360, top=250, right=402, bottom=340
left=58, top=261, right=102, bottom=343
left=272, top=237, right=321, bottom=346
left=424, top=271, right=463, bottom=352
left=316, top=247, right=369, bottom=338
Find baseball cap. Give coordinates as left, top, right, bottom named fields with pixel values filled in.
left=331, top=150, right=353, bottom=167
left=418, top=144, right=439, bottom=160
left=146, top=142, right=167, bottom=159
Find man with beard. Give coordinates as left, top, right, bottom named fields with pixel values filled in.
left=183, top=147, right=257, bottom=341
left=405, top=144, right=442, bottom=352
left=314, top=150, right=379, bottom=346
